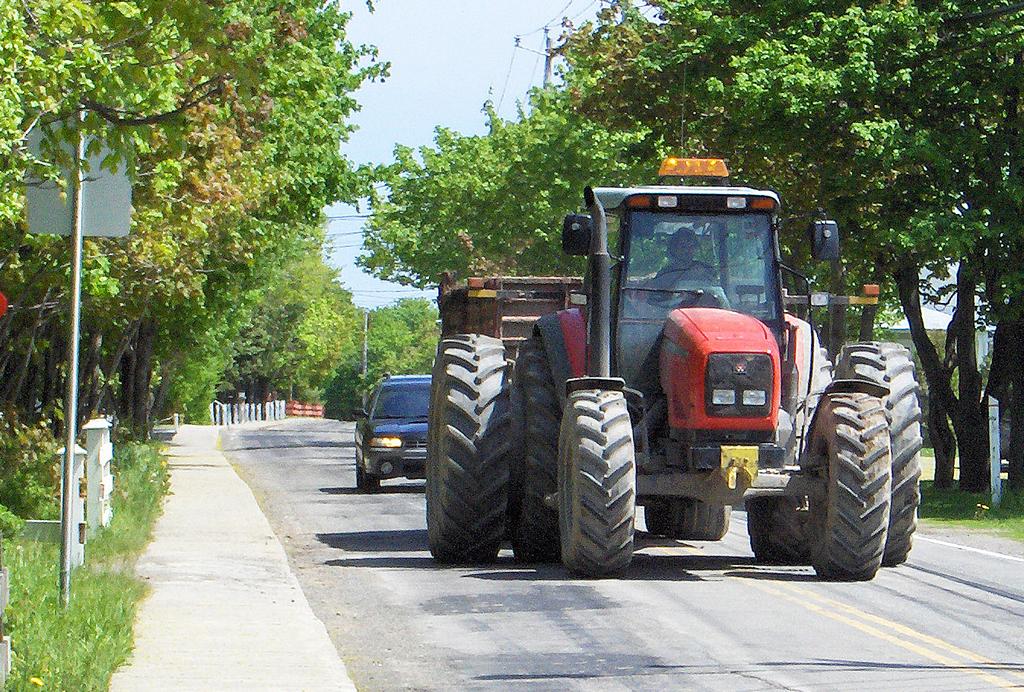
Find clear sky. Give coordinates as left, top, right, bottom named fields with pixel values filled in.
left=325, top=0, right=602, bottom=308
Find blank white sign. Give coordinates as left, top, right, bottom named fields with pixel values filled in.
left=25, top=125, right=132, bottom=238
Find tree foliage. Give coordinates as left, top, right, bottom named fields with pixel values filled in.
left=0, top=0, right=382, bottom=437
left=361, top=91, right=651, bottom=286
left=224, top=251, right=361, bottom=407
left=324, top=298, right=438, bottom=418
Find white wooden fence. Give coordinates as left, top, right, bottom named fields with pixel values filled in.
left=24, top=418, right=115, bottom=564
left=209, top=400, right=286, bottom=426
left=83, top=419, right=114, bottom=537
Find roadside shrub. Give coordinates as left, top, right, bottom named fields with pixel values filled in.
left=0, top=503, right=24, bottom=539
left=0, top=409, right=60, bottom=521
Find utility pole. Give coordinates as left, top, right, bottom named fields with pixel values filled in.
left=543, top=28, right=554, bottom=87
left=361, top=309, right=369, bottom=408
left=59, top=111, right=85, bottom=609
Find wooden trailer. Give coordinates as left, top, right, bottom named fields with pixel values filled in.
left=437, top=275, right=583, bottom=357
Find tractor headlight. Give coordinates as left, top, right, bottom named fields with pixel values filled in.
left=369, top=436, right=403, bottom=448
left=712, top=389, right=736, bottom=405
left=742, top=390, right=767, bottom=406
left=705, top=354, right=773, bottom=416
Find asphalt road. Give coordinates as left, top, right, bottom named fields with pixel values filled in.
left=222, top=418, right=1024, bottom=691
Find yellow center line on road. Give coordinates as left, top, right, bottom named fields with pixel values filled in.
left=745, top=580, right=1019, bottom=689
left=771, top=581, right=1024, bottom=685
left=641, top=542, right=1017, bottom=687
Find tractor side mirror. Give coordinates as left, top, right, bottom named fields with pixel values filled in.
left=809, top=219, right=840, bottom=261
left=562, top=214, right=593, bottom=256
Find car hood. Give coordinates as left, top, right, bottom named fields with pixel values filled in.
left=369, top=419, right=428, bottom=438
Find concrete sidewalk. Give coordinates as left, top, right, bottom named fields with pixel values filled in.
left=111, top=425, right=356, bottom=692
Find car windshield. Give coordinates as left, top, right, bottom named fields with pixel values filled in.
left=621, top=211, right=780, bottom=323
left=372, top=384, right=431, bottom=419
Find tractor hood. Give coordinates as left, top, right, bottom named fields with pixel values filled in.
left=660, top=308, right=781, bottom=433
left=663, top=307, right=777, bottom=348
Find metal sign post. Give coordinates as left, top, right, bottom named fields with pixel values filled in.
left=58, top=115, right=86, bottom=609
left=25, top=115, right=132, bottom=608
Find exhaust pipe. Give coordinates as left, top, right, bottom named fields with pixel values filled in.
left=584, top=186, right=611, bottom=378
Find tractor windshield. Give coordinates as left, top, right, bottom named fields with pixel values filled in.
left=620, top=211, right=781, bottom=326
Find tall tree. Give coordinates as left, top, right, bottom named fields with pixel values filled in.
left=0, top=0, right=384, bottom=436
left=361, top=91, right=651, bottom=286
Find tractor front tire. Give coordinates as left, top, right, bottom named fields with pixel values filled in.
left=805, top=392, right=891, bottom=581
left=644, top=499, right=730, bottom=541
left=746, top=497, right=809, bottom=564
left=511, top=336, right=561, bottom=563
left=558, top=389, right=636, bottom=577
left=426, top=334, right=512, bottom=564
left=836, top=342, right=923, bottom=567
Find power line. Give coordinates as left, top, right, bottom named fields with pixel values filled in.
left=568, top=0, right=601, bottom=24
left=326, top=214, right=370, bottom=220
left=518, top=0, right=576, bottom=37
left=528, top=42, right=543, bottom=88
left=496, top=41, right=518, bottom=112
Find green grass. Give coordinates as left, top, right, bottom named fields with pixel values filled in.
left=919, top=481, right=1024, bottom=543
left=4, top=442, right=169, bottom=691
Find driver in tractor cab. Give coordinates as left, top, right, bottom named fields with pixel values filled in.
left=649, top=225, right=717, bottom=289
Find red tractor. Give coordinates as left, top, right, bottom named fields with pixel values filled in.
left=426, top=158, right=923, bottom=581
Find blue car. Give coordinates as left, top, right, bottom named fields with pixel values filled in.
left=353, top=374, right=431, bottom=491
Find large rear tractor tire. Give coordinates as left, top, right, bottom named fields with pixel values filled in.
left=511, top=336, right=561, bottom=562
left=746, top=497, right=809, bottom=564
left=426, top=334, right=513, bottom=564
left=804, top=393, right=892, bottom=581
left=644, top=499, right=730, bottom=541
left=558, top=389, right=636, bottom=577
left=835, top=342, right=923, bottom=567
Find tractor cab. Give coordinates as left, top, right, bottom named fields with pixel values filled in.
left=564, top=159, right=790, bottom=405
left=599, top=181, right=784, bottom=399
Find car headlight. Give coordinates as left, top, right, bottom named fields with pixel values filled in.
left=369, top=436, right=403, bottom=448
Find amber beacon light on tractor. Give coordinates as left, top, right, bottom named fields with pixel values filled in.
left=425, top=156, right=924, bottom=582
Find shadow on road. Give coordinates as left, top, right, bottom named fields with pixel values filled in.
left=318, top=484, right=424, bottom=496
left=225, top=440, right=355, bottom=452
left=316, top=529, right=427, bottom=552
left=325, top=556, right=439, bottom=569
left=317, top=546, right=816, bottom=584
left=473, top=657, right=1024, bottom=683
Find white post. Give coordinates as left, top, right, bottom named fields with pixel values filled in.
left=82, top=419, right=113, bottom=536
left=989, top=396, right=1002, bottom=507
left=57, top=445, right=86, bottom=568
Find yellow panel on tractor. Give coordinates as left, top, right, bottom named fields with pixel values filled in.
left=720, top=445, right=759, bottom=490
